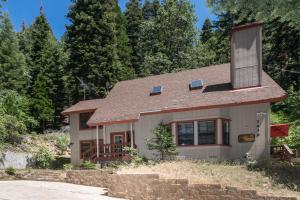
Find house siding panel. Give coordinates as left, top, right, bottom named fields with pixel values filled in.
left=69, top=103, right=270, bottom=164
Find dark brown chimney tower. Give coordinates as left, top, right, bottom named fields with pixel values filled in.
left=231, top=22, right=263, bottom=89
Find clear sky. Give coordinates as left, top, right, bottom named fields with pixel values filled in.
left=2, top=0, right=216, bottom=40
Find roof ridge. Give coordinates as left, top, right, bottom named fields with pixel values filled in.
left=117, top=63, right=230, bottom=84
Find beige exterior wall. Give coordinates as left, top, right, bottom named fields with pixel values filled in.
left=69, top=103, right=270, bottom=165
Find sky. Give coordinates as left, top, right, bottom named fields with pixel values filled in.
left=2, top=0, right=216, bottom=40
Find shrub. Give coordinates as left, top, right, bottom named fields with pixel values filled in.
left=80, top=160, right=96, bottom=170
left=34, top=147, right=55, bottom=169
left=63, top=163, right=74, bottom=170
left=55, top=134, right=70, bottom=154
left=123, top=147, right=147, bottom=165
left=5, top=167, right=16, bottom=175
left=0, top=114, right=26, bottom=144
left=146, top=122, right=177, bottom=160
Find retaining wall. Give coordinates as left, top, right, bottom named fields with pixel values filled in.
left=0, top=152, right=33, bottom=169
left=65, top=170, right=297, bottom=200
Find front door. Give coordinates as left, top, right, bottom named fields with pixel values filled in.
left=110, top=132, right=125, bottom=153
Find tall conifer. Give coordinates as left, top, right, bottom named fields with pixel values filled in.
left=0, top=14, right=28, bottom=93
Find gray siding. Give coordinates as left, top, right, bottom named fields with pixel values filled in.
left=231, top=25, right=262, bottom=88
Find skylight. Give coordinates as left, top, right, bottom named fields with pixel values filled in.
left=150, top=86, right=162, bottom=95
left=189, top=80, right=204, bottom=90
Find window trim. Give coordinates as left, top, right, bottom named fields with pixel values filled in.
left=222, top=119, right=230, bottom=146
left=174, top=118, right=231, bottom=147
left=78, top=112, right=95, bottom=130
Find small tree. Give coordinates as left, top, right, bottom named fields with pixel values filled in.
left=146, top=122, right=177, bottom=160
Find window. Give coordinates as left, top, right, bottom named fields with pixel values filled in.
left=198, top=120, right=216, bottom=145
left=177, top=122, right=194, bottom=146
left=79, top=112, right=93, bottom=129
left=189, top=80, right=204, bottom=90
left=150, top=86, right=162, bottom=95
left=80, top=140, right=93, bottom=159
left=222, top=120, right=230, bottom=145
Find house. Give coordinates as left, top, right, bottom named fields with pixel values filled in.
left=62, top=22, right=287, bottom=165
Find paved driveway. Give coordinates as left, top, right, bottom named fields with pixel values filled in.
left=0, top=181, right=125, bottom=200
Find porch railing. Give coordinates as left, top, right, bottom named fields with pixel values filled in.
left=82, top=143, right=135, bottom=163
left=270, top=144, right=295, bottom=161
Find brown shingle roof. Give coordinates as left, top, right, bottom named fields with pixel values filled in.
left=61, top=99, right=106, bottom=115
left=89, top=64, right=287, bottom=125
left=63, top=63, right=287, bottom=125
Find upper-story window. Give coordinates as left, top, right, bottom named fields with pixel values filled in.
left=79, top=112, right=93, bottom=130
left=177, top=122, right=194, bottom=146
left=222, top=120, right=230, bottom=145
left=198, top=120, right=216, bottom=145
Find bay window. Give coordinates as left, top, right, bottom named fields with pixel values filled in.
left=177, top=122, right=194, bottom=146
left=222, top=120, right=230, bottom=145
left=198, top=120, right=216, bottom=145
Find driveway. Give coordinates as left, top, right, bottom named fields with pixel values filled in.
left=0, top=181, right=125, bottom=200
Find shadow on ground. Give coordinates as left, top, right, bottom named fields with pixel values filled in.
left=254, top=162, right=300, bottom=192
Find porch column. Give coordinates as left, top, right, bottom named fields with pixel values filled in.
left=96, top=125, right=99, bottom=158
left=171, top=123, right=176, bottom=144
left=130, top=122, right=134, bottom=148
left=217, top=119, right=223, bottom=145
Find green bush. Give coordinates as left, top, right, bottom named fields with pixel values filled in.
left=5, top=167, right=16, bottom=175
left=123, top=147, right=147, bottom=165
left=80, top=160, right=96, bottom=170
left=55, top=134, right=70, bottom=154
left=0, top=114, right=26, bottom=144
left=34, top=147, right=55, bottom=169
left=63, top=163, right=74, bottom=170
left=0, top=90, right=37, bottom=144
left=146, top=122, right=177, bottom=160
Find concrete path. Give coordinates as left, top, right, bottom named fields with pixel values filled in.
left=0, top=180, right=125, bottom=200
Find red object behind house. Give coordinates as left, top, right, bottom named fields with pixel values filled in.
left=271, top=124, right=289, bottom=137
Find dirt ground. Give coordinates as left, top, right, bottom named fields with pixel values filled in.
left=118, top=160, right=300, bottom=199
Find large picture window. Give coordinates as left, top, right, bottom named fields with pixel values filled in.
left=79, top=112, right=93, bottom=129
left=222, top=120, right=230, bottom=145
left=198, top=120, right=216, bottom=145
left=177, top=122, right=194, bottom=146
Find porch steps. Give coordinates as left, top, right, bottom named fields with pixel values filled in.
left=23, top=170, right=66, bottom=182
left=291, top=158, right=300, bottom=166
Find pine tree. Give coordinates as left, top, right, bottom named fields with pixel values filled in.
left=0, top=14, right=28, bottom=93
left=142, top=0, right=160, bottom=20
left=155, top=0, right=197, bottom=72
left=125, top=0, right=143, bottom=75
left=23, top=12, right=67, bottom=130
left=66, top=0, right=131, bottom=101
left=115, top=4, right=134, bottom=78
left=200, top=18, right=213, bottom=43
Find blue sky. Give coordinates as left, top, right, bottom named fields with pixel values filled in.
left=2, top=0, right=216, bottom=39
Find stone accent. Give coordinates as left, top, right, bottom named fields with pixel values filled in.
left=65, top=171, right=297, bottom=200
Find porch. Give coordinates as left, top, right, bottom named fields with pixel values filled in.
left=81, top=123, right=135, bottom=163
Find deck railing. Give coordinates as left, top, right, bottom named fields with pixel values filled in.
left=82, top=143, right=135, bottom=162
left=270, top=144, right=295, bottom=161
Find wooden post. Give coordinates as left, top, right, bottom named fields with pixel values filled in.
left=130, top=123, right=134, bottom=148
left=96, top=125, right=99, bottom=158
left=103, top=125, right=106, bottom=153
